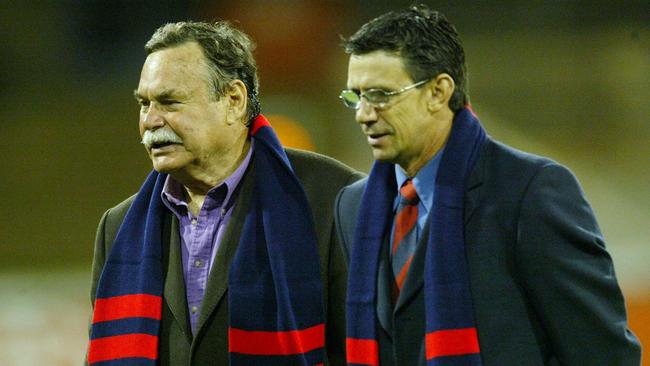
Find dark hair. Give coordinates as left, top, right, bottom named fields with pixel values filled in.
left=343, top=5, right=468, bottom=112
left=145, top=21, right=260, bottom=124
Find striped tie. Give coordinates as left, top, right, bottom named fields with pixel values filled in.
left=391, top=179, right=419, bottom=301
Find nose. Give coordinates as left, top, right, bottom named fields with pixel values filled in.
left=140, top=103, right=165, bottom=130
left=355, top=99, right=378, bottom=125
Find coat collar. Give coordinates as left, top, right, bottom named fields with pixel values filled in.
left=464, top=138, right=491, bottom=225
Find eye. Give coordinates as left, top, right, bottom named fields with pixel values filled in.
left=341, top=90, right=360, bottom=102
left=364, top=89, right=391, bottom=104
left=138, top=99, right=150, bottom=110
left=339, top=89, right=362, bottom=109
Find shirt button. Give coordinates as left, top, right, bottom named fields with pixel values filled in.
left=191, top=218, right=198, bottom=226
left=191, top=306, right=198, bottom=314
left=195, top=260, right=202, bottom=268
left=221, top=208, right=226, bottom=217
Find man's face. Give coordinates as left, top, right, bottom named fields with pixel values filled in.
left=136, top=41, right=243, bottom=177
left=346, top=51, right=442, bottom=171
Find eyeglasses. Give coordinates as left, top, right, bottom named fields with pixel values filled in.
left=339, top=79, right=430, bottom=110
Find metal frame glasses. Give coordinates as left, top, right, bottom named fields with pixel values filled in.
left=339, top=79, right=430, bottom=110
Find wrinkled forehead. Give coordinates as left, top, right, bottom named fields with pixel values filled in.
left=138, top=42, right=212, bottom=93
left=346, top=50, right=412, bottom=90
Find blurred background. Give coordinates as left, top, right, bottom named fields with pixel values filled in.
left=0, top=0, right=648, bottom=364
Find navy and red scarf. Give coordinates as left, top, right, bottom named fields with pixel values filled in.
left=346, top=108, right=485, bottom=365
left=88, top=115, right=325, bottom=365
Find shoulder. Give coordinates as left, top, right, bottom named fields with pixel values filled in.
left=286, top=148, right=362, bottom=178
left=94, top=193, right=137, bottom=259
left=285, top=148, right=366, bottom=194
left=333, top=177, right=368, bottom=262
left=482, top=138, right=558, bottom=172
left=334, top=177, right=367, bottom=227
left=337, top=177, right=367, bottom=205
left=476, top=138, right=577, bottom=191
left=101, top=194, right=137, bottom=232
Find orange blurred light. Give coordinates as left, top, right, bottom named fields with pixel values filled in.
left=266, top=114, right=316, bottom=152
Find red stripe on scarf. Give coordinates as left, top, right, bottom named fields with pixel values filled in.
left=425, top=327, right=480, bottom=359
left=250, top=114, right=271, bottom=136
left=92, top=294, right=162, bottom=323
left=228, top=323, right=324, bottom=355
left=88, top=333, right=158, bottom=364
left=346, top=338, right=379, bottom=366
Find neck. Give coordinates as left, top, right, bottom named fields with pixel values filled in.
left=400, top=111, right=453, bottom=177
left=174, top=137, right=251, bottom=215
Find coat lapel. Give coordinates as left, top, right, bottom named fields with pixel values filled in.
left=464, top=139, right=489, bottom=225
left=194, top=164, right=255, bottom=337
left=163, top=213, right=192, bottom=342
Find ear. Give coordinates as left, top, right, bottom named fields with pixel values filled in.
left=225, top=79, right=248, bottom=125
left=427, top=73, right=455, bottom=113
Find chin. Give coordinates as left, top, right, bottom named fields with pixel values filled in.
left=151, top=159, right=185, bottom=174
left=152, top=165, right=174, bottom=174
left=371, top=148, right=397, bottom=163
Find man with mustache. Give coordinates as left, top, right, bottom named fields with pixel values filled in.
left=334, top=5, right=641, bottom=365
left=87, top=21, right=362, bottom=366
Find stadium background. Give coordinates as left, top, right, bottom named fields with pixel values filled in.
left=0, top=1, right=647, bottom=364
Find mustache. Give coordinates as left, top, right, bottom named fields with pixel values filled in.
left=141, top=128, right=183, bottom=149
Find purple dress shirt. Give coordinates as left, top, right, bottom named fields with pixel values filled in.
left=161, top=144, right=254, bottom=334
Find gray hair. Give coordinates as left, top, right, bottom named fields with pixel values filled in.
left=145, top=21, right=260, bottom=124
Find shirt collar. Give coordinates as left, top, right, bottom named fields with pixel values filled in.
left=394, top=145, right=445, bottom=213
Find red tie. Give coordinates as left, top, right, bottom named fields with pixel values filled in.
left=391, top=179, right=420, bottom=300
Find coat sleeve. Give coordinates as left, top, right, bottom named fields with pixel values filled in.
left=334, top=178, right=366, bottom=265
left=88, top=196, right=134, bottom=309
left=516, top=162, right=641, bottom=364
left=334, top=186, right=352, bottom=264
left=85, top=208, right=111, bottom=365
left=326, top=172, right=365, bottom=366
left=86, top=199, right=130, bottom=365
left=326, top=222, right=349, bottom=366
left=90, top=209, right=110, bottom=307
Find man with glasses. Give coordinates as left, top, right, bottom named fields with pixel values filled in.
left=334, top=5, right=641, bottom=365
left=87, top=21, right=363, bottom=365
